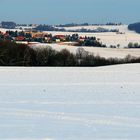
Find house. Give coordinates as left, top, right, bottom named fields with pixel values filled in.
left=79, top=36, right=85, bottom=41
left=0, top=31, right=3, bottom=35
left=31, top=32, right=45, bottom=38
left=15, top=36, right=25, bottom=41
left=55, top=35, right=65, bottom=41
left=3, top=33, right=9, bottom=37
left=55, top=39, right=61, bottom=43
left=44, top=37, right=51, bottom=42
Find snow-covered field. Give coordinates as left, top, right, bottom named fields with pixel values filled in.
left=34, top=43, right=140, bottom=58
left=41, top=25, right=140, bottom=58
left=0, top=64, right=140, bottom=140
left=1, top=25, right=140, bottom=58
left=46, top=25, right=140, bottom=48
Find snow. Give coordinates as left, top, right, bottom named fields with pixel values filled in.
left=45, top=25, right=140, bottom=48
left=15, top=25, right=37, bottom=30
left=34, top=43, right=140, bottom=59
left=0, top=64, right=140, bottom=140
left=0, top=28, right=22, bottom=32
left=40, top=25, right=140, bottom=58
left=1, top=25, right=140, bottom=58
left=1, top=25, right=140, bottom=48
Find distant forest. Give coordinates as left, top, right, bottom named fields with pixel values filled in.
left=128, top=22, right=140, bottom=33
left=34, top=25, right=119, bottom=33
left=0, top=21, right=121, bottom=33
left=56, top=22, right=122, bottom=27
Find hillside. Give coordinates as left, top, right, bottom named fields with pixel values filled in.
left=35, top=43, right=140, bottom=59
left=45, top=25, right=140, bottom=48
left=1, top=24, right=140, bottom=48
left=0, top=64, right=140, bottom=139
left=128, top=22, right=140, bottom=33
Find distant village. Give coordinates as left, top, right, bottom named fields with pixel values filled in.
left=0, top=30, right=106, bottom=47
left=1, top=21, right=140, bottom=48
left=0, top=21, right=106, bottom=47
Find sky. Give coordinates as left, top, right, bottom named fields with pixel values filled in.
left=0, top=0, right=139, bottom=24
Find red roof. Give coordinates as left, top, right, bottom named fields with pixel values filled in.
left=15, top=36, right=25, bottom=41
left=4, top=33, right=9, bottom=37
left=80, top=36, right=85, bottom=39
left=55, top=35, right=65, bottom=38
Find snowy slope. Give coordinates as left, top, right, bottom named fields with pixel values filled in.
left=45, top=25, right=140, bottom=48
left=0, top=64, right=140, bottom=140
left=34, top=43, right=140, bottom=59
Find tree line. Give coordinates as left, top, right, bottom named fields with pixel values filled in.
left=0, top=40, right=140, bottom=66
left=35, top=25, right=119, bottom=33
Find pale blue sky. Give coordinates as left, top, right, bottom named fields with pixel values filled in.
left=0, top=0, right=139, bottom=24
